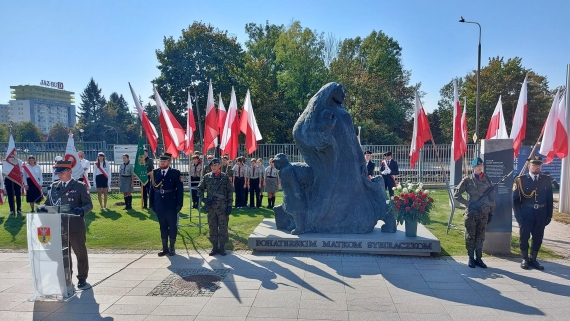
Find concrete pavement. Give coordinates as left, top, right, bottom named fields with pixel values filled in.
left=1, top=251, right=570, bottom=320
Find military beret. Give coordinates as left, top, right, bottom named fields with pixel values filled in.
left=53, top=160, right=72, bottom=173
left=383, top=151, right=392, bottom=157
left=471, top=157, right=484, bottom=167
left=529, top=156, right=543, bottom=165
left=364, top=151, right=372, bottom=155
left=209, top=158, right=220, bottom=166
left=159, top=153, right=172, bottom=160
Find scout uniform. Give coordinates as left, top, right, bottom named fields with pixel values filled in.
left=249, top=159, right=262, bottom=208
left=264, top=164, right=279, bottom=208
left=232, top=159, right=248, bottom=208
left=119, top=155, right=134, bottom=210
left=190, top=156, right=203, bottom=208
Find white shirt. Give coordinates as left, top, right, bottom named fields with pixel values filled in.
left=93, top=161, right=112, bottom=188
left=23, top=164, right=43, bottom=186
left=530, top=174, right=539, bottom=181
left=161, top=168, right=169, bottom=176
left=80, top=158, right=90, bottom=173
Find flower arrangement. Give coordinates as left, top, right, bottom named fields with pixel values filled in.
left=389, top=182, right=434, bottom=225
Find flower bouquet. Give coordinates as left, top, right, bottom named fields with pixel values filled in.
left=388, top=182, right=434, bottom=236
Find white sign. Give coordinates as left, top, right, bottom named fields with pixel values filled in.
left=113, top=145, right=138, bottom=164
left=40, top=80, right=64, bottom=90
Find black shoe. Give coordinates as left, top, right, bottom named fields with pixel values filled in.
left=529, top=258, right=544, bottom=270
left=219, top=242, right=227, bottom=256
left=77, top=279, right=87, bottom=289
left=475, top=258, right=487, bottom=268
left=209, top=248, right=219, bottom=256
left=143, top=206, right=148, bottom=209
left=158, top=239, right=169, bottom=257
left=9, top=211, right=15, bottom=216
left=169, top=248, right=176, bottom=256
left=468, top=257, right=476, bottom=268
left=17, top=210, right=22, bottom=216
left=521, top=251, right=530, bottom=269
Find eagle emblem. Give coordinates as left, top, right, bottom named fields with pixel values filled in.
left=38, top=227, right=51, bottom=244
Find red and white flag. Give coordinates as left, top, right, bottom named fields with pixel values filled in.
left=129, top=83, right=159, bottom=153
left=2, top=134, right=24, bottom=189
left=0, top=170, right=5, bottom=204
left=217, top=93, right=227, bottom=145
left=553, top=93, right=568, bottom=161
left=510, top=76, right=528, bottom=157
left=184, top=92, right=196, bottom=156
left=485, top=96, right=509, bottom=139
left=461, top=102, right=468, bottom=152
left=239, top=89, right=263, bottom=154
left=410, top=91, right=432, bottom=169
left=154, top=86, right=187, bottom=158
left=203, top=80, right=218, bottom=155
left=220, top=87, right=240, bottom=159
left=452, top=80, right=467, bottom=161
left=64, top=133, right=90, bottom=191
left=540, top=91, right=567, bottom=163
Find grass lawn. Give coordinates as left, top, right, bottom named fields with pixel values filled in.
left=553, top=209, right=570, bottom=225
left=0, top=190, right=561, bottom=257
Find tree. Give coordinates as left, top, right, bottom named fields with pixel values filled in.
left=0, top=124, right=8, bottom=142
left=78, top=78, right=107, bottom=142
left=13, top=121, right=42, bottom=142
left=435, top=57, right=551, bottom=144
left=153, top=21, right=245, bottom=129
left=47, top=123, right=70, bottom=142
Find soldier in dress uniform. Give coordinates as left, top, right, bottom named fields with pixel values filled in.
left=189, top=155, right=203, bottom=208
left=42, top=160, right=93, bottom=289
left=380, top=151, right=399, bottom=197
left=149, top=153, right=184, bottom=257
left=249, top=158, right=262, bottom=208
left=513, top=156, right=553, bottom=270
left=142, top=148, right=154, bottom=209
left=197, top=158, right=233, bottom=256
left=364, top=150, right=375, bottom=178
left=453, top=157, right=496, bottom=268
left=232, top=156, right=248, bottom=208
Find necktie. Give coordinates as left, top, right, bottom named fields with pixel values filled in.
left=239, top=167, right=241, bottom=177
left=253, top=167, right=255, bottom=177
left=162, top=171, right=166, bottom=177
left=534, top=175, right=538, bottom=182
left=270, top=168, right=273, bottom=176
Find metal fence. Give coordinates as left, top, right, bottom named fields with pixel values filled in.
left=0, top=141, right=481, bottom=187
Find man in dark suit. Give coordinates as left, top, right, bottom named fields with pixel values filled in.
left=364, top=150, right=375, bottom=178
left=149, top=153, right=184, bottom=257
left=513, top=156, right=553, bottom=270
left=380, top=151, right=399, bottom=197
left=43, top=160, right=93, bottom=289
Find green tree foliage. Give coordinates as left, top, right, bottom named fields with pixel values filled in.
left=0, top=124, right=9, bottom=142
left=154, top=21, right=245, bottom=131
left=77, top=78, right=107, bottom=142
left=47, top=123, right=70, bottom=142
left=13, top=122, right=42, bottom=142
left=434, top=57, right=551, bottom=144
left=329, top=31, right=417, bottom=144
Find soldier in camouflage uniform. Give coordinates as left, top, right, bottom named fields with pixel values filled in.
left=453, top=157, right=496, bottom=268
left=198, top=158, right=234, bottom=256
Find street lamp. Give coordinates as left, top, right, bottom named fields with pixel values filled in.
left=79, top=128, right=84, bottom=142
left=459, top=16, right=481, bottom=153
left=104, top=125, right=118, bottom=145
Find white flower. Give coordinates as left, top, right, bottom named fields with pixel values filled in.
left=407, top=183, right=413, bottom=189
left=424, top=190, right=430, bottom=195
left=402, top=188, right=409, bottom=193
left=390, top=196, right=394, bottom=200
left=396, top=184, right=402, bottom=189
left=392, top=187, right=397, bottom=190
left=386, top=200, right=391, bottom=204
left=416, top=189, right=421, bottom=193
left=418, top=183, right=424, bottom=189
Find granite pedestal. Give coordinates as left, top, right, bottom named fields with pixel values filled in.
left=249, top=219, right=440, bottom=256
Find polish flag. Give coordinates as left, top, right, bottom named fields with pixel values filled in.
left=217, top=93, right=227, bottom=145
left=461, top=102, right=468, bottom=152
left=510, top=76, right=528, bottom=157
left=540, top=91, right=566, bottom=163
left=184, top=92, right=196, bottom=156
left=452, top=80, right=466, bottom=161
left=553, top=94, right=568, bottom=160
left=154, top=86, right=186, bottom=158
left=2, top=134, right=24, bottom=189
left=485, top=96, right=509, bottom=139
left=239, top=89, right=263, bottom=154
left=203, top=80, right=218, bottom=155
left=410, top=91, right=432, bottom=169
left=220, top=87, right=240, bottom=159
left=0, top=171, right=4, bottom=204
left=64, top=133, right=90, bottom=191
left=129, top=83, right=159, bottom=154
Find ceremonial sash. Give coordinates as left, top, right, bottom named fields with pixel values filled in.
left=23, top=165, right=41, bottom=198
left=382, top=160, right=397, bottom=185
left=96, top=162, right=109, bottom=180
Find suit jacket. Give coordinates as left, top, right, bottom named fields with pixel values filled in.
left=366, top=161, right=375, bottom=176
left=149, top=167, right=184, bottom=212
left=513, top=174, right=553, bottom=222
left=44, top=179, right=93, bottom=233
left=380, top=159, right=399, bottom=176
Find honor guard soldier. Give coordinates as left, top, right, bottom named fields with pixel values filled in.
left=513, top=156, right=553, bottom=270
left=198, top=158, right=233, bottom=256
left=453, top=157, right=496, bottom=268
left=149, top=153, right=184, bottom=257
left=380, top=151, right=399, bottom=197
left=42, top=160, right=93, bottom=289
left=142, top=148, right=154, bottom=209
left=364, top=150, right=375, bottom=178
left=189, top=155, right=203, bottom=208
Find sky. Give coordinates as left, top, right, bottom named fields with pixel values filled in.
left=1, top=0, right=569, bottom=114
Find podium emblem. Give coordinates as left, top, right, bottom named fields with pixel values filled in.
left=38, top=227, right=51, bottom=244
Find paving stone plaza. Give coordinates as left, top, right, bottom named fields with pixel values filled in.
left=1, top=249, right=569, bottom=321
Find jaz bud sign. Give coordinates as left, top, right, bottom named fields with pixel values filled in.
left=40, top=80, right=64, bottom=90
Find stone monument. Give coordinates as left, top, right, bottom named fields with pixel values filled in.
left=272, top=82, right=396, bottom=234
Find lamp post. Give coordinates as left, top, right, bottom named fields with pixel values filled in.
left=104, top=125, right=118, bottom=145
left=459, top=16, right=481, bottom=154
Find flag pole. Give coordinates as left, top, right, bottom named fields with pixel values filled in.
left=194, top=85, right=205, bottom=233
left=518, top=129, right=545, bottom=177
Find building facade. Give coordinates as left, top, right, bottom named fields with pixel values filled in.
left=0, top=104, right=9, bottom=124
left=4, top=84, right=76, bottom=133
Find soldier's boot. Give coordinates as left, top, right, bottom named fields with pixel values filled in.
left=209, top=242, right=219, bottom=256
left=158, top=239, right=169, bottom=257
left=219, top=242, right=227, bottom=256
left=123, top=197, right=128, bottom=210
left=521, top=250, right=530, bottom=270
left=529, top=251, right=544, bottom=270
left=169, top=238, right=176, bottom=256
left=467, top=249, right=476, bottom=268
left=475, top=249, right=487, bottom=268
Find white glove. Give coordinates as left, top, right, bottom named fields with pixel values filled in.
left=383, top=168, right=391, bottom=175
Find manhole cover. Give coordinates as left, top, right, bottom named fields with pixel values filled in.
left=148, top=268, right=230, bottom=297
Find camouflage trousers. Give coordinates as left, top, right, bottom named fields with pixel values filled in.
left=464, top=211, right=489, bottom=250
left=208, top=207, right=228, bottom=244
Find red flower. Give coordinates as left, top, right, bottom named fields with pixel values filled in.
left=394, top=196, right=400, bottom=201
left=400, top=193, right=406, bottom=198
left=412, top=203, right=419, bottom=209
left=428, top=197, right=434, bottom=203
left=422, top=201, right=427, bottom=207
left=421, top=193, right=427, bottom=199
left=420, top=206, right=426, bottom=211
left=395, top=205, right=401, bottom=210
left=404, top=199, right=409, bottom=204
left=405, top=207, right=411, bottom=211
